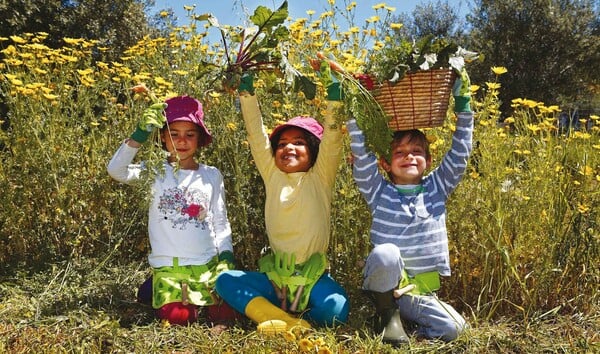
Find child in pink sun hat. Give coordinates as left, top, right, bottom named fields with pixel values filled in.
left=108, top=95, right=239, bottom=326
left=215, top=57, right=349, bottom=334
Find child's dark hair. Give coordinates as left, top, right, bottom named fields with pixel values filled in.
left=390, top=129, right=430, bottom=159
left=270, top=127, right=321, bottom=166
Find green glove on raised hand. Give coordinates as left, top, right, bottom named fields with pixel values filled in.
left=453, top=68, right=471, bottom=113
left=311, top=52, right=344, bottom=101
left=130, top=102, right=167, bottom=143
left=238, top=72, right=255, bottom=95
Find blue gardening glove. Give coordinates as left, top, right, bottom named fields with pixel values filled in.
left=130, top=102, right=167, bottom=143
left=453, top=68, right=471, bottom=113
left=238, top=72, right=254, bottom=95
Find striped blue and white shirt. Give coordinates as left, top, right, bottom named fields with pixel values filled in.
left=348, top=112, right=473, bottom=277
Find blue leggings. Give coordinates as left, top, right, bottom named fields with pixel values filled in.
left=215, top=270, right=349, bottom=327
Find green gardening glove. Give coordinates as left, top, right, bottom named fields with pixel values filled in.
left=130, top=102, right=167, bottom=143
left=218, top=250, right=235, bottom=264
left=311, top=52, right=344, bottom=101
left=453, top=68, right=471, bottom=113
left=318, top=58, right=344, bottom=101
left=238, top=72, right=254, bottom=95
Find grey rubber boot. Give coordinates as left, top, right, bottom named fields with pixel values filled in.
left=365, top=290, right=409, bottom=345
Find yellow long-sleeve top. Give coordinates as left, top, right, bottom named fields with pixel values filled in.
left=239, top=94, right=343, bottom=264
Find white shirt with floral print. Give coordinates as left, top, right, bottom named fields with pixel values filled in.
left=107, top=142, right=233, bottom=268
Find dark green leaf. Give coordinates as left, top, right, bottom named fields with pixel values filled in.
left=250, top=1, right=288, bottom=30
left=294, top=75, right=317, bottom=100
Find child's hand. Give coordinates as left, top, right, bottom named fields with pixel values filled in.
left=218, top=251, right=236, bottom=268
left=452, top=68, right=471, bottom=97
left=453, top=68, right=471, bottom=113
left=130, top=102, right=167, bottom=143
left=310, top=52, right=345, bottom=101
left=238, top=72, right=254, bottom=95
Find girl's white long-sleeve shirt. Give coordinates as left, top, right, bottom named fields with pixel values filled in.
left=107, top=142, right=233, bottom=268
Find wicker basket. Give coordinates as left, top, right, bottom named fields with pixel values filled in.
left=372, top=69, right=456, bottom=130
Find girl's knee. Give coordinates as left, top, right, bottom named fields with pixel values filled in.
left=308, top=292, right=349, bottom=326
left=307, top=276, right=349, bottom=326
left=214, top=270, right=238, bottom=293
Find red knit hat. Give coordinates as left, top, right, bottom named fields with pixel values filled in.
left=269, top=116, right=324, bottom=142
left=165, top=96, right=212, bottom=147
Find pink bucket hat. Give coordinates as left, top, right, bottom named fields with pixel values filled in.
left=269, top=116, right=324, bottom=142
left=165, top=96, right=212, bottom=147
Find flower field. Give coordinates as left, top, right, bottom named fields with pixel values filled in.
left=0, top=2, right=598, bottom=352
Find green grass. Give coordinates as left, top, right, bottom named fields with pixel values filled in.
left=1, top=258, right=598, bottom=353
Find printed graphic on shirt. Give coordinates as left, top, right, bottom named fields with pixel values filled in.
left=158, top=186, right=210, bottom=230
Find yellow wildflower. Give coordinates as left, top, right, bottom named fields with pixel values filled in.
left=486, top=82, right=501, bottom=90
left=77, top=68, right=94, bottom=76
left=317, top=347, right=333, bottom=354
left=373, top=3, right=386, bottom=10
left=312, top=337, right=326, bottom=347
left=310, top=30, right=324, bottom=37
left=282, top=330, right=296, bottom=342
left=491, top=66, right=508, bottom=75
left=390, top=23, right=403, bottom=29
left=320, top=11, right=334, bottom=19
left=10, top=35, right=27, bottom=44
left=63, top=37, right=83, bottom=44
left=572, top=131, right=591, bottom=139
left=577, top=203, right=590, bottom=214
left=578, top=165, right=593, bottom=176
left=298, top=338, right=314, bottom=352
left=43, top=93, right=59, bottom=100
left=226, top=122, right=237, bottom=131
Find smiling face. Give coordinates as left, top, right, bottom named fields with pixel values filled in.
left=160, top=121, right=201, bottom=170
left=381, top=131, right=432, bottom=185
left=273, top=127, right=314, bottom=173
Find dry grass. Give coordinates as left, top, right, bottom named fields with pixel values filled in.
left=1, top=259, right=598, bottom=353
